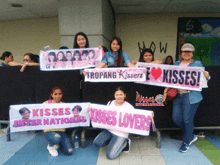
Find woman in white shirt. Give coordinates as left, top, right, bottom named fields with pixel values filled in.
left=93, top=87, right=133, bottom=160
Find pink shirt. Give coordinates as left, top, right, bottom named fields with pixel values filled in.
left=107, top=100, right=134, bottom=138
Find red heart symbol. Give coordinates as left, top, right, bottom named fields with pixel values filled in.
left=151, top=67, right=162, bottom=80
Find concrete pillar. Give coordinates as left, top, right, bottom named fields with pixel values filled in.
left=57, top=0, right=115, bottom=50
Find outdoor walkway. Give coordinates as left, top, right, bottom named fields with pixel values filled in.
left=0, top=129, right=219, bottom=165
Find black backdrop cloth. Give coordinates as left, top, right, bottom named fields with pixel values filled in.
left=0, top=66, right=220, bottom=129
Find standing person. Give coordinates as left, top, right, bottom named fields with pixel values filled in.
left=132, top=48, right=163, bottom=65
left=164, top=55, right=174, bottom=65
left=73, top=32, right=89, bottom=49
left=0, top=51, right=23, bottom=66
left=93, top=87, right=133, bottom=160
left=163, top=43, right=210, bottom=153
left=43, top=86, right=73, bottom=157
left=96, top=37, right=135, bottom=68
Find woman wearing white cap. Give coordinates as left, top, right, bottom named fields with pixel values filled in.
left=163, top=43, right=210, bottom=153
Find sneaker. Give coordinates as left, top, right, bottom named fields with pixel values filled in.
left=179, top=143, right=189, bottom=153
left=54, top=144, right=59, bottom=149
left=123, top=139, right=131, bottom=153
left=189, top=135, right=198, bottom=145
left=47, top=144, right=58, bottom=157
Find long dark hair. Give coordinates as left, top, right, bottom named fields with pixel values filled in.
left=139, top=48, right=154, bottom=62
left=164, top=55, right=173, bottom=65
left=73, top=32, right=89, bottom=48
left=110, top=37, right=123, bottom=67
left=0, top=51, right=12, bottom=60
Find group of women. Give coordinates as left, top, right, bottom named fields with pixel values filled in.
left=0, top=31, right=211, bottom=158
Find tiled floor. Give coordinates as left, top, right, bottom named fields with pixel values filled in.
left=0, top=129, right=218, bottom=165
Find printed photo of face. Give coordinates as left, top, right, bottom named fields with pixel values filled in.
left=88, top=50, right=95, bottom=59
left=74, top=51, right=81, bottom=61
left=48, top=52, right=57, bottom=62
left=72, top=105, right=82, bottom=117
left=66, top=51, right=72, bottom=61
left=81, top=50, right=88, bottom=60
left=19, top=108, right=31, bottom=120
left=57, top=51, right=65, bottom=61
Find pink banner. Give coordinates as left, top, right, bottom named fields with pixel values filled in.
left=90, top=103, right=153, bottom=136
left=84, top=67, right=146, bottom=82
left=40, top=47, right=103, bottom=71
left=136, top=62, right=204, bottom=91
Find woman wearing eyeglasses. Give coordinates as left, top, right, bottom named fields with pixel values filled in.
left=20, top=53, right=39, bottom=72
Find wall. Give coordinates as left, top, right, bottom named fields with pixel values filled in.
left=115, top=12, right=220, bottom=63
left=0, top=17, right=61, bottom=63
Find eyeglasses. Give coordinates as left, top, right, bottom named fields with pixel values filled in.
left=23, top=59, right=30, bottom=62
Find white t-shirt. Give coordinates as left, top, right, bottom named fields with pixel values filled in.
left=107, top=100, right=134, bottom=138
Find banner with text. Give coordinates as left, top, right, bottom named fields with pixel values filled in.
left=84, top=67, right=146, bottom=82
left=136, top=62, right=204, bottom=91
left=10, top=103, right=90, bottom=133
left=40, top=47, right=103, bottom=71
left=90, top=103, right=153, bottom=136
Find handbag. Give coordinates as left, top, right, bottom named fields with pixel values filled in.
left=167, top=88, right=178, bottom=100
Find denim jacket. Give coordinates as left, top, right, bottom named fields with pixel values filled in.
left=174, top=60, right=203, bottom=104
left=101, top=50, right=131, bottom=66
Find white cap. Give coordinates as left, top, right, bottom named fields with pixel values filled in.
left=181, top=43, right=195, bottom=52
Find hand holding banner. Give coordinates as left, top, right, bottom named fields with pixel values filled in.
left=90, top=103, right=153, bottom=136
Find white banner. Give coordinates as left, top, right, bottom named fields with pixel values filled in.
left=84, top=67, right=146, bottom=82
left=10, top=103, right=90, bottom=133
left=136, top=62, right=204, bottom=91
left=90, top=103, right=153, bottom=136
left=40, top=47, right=103, bottom=71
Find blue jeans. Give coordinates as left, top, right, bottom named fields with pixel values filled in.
left=93, top=130, right=127, bottom=160
left=173, top=93, right=200, bottom=144
left=44, top=131, right=73, bottom=155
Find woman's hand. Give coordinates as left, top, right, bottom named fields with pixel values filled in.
left=95, top=62, right=107, bottom=68
left=163, top=87, right=169, bottom=104
left=98, top=46, right=102, bottom=49
left=203, top=70, right=210, bottom=80
left=127, top=62, right=136, bottom=67
left=131, top=60, right=137, bottom=65
left=82, top=70, right=87, bottom=76
left=20, top=63, right=28, bottom=72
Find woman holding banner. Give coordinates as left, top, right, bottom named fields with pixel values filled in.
left=96, top=37, right=135, bottom=68
left=43, top=86, right=73, bottom=157
left=93, top=87, right=133, bottom=160
left=163, top=43, right=210, bottom=153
